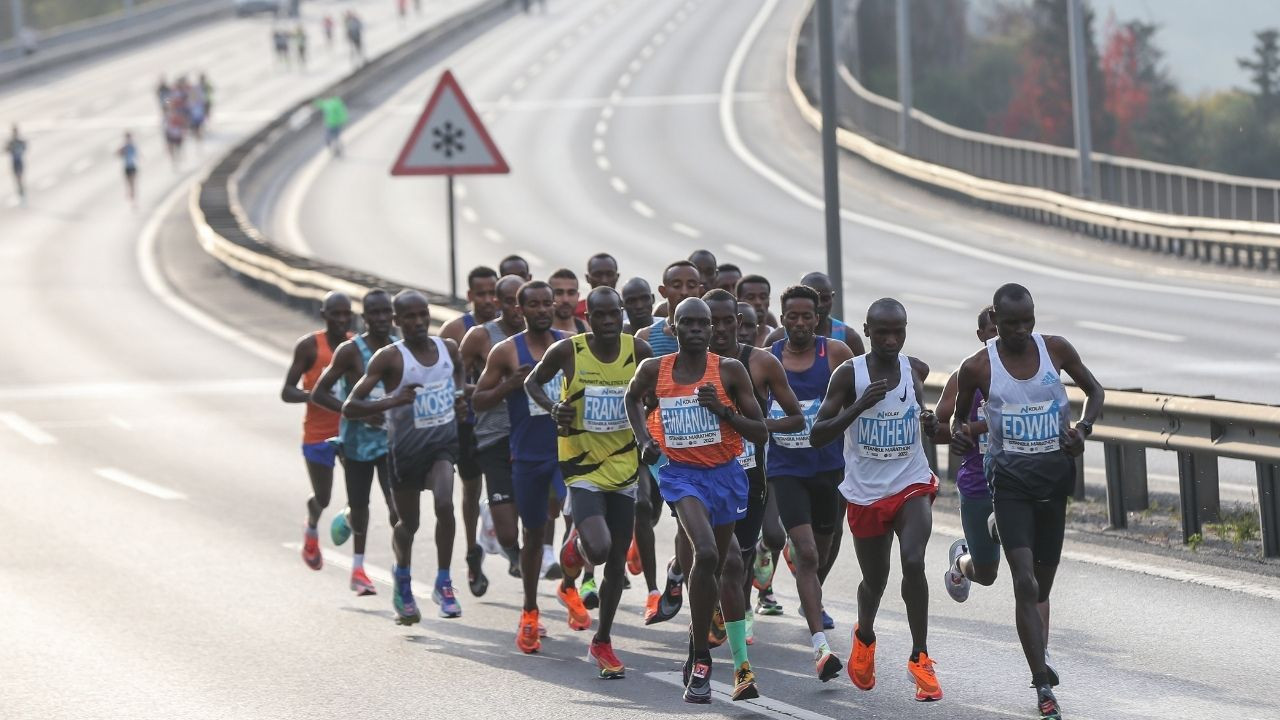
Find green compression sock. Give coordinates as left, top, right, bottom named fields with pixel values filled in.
left=726, top=619, right=750, bottom=668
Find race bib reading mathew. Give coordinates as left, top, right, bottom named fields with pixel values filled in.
left=659, top=395, right=720, bottom=448
left=1001, top=400, right=1062, bottom=453
left=769, top=399, right=818, bottom=449
left=529, top=371, right=564, bottom=417
left=413, top=380, right=456, bottom=429
left=582, top=385, right=628, bottom=433
left=856, top=405, right=918, bottom=460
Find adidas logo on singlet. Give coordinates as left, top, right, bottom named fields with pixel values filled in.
left=1040, top=372, right=1058, bottom=386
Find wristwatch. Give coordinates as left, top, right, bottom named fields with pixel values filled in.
left=1075, top=420, right=1094, bottom=437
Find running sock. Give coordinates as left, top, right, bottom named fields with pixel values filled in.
left=304, top=526, right=319, bottom=539
left=352, top=554, right=364, bottom=571
left=667, top=563, right=685, bottom=584
left=436, top=569, right=450, bottom=586
left=855, top=626, right=876, bottom=645
left=910, top=648, right=926, bottom=663
left=393, top=564, right=411, bottom=579
left=811, top=632, right=829, bottom=654
left=726, top=619, right=749, bottom=668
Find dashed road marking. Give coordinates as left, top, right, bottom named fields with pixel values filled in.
left=725, top=243, right=763, bottom=262
left=671, top=222, right=701, bottom=238
left=94, top=467, right=186, bottom=501
left=482, top=228, right=504, bottom=244
left=461, top=206, right=478, bottom=223
left=1075, top=320, right=1185, bottom=343
left=631, top=200, right=655, bottom=218
left=0, top=412, right=57, bottom=445
left=902, top=292, right=968, bottom=310
left=596, top=156, right=611, bottom=171
left=610, top=177, right=628, bottom=194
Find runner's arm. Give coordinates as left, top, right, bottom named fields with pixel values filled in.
left=949, top=355, right=982, bottom=454
left=280, top=335, right=316, bottom=403
left=1052, top=336, right=1104, bottom=455
left=625, top=358, right=661, bottom=464
left=458, top=325, right=491, bottom=392
left=309, top=341, right=355, bottom=413
left=759, top=353, right=804, bottom=434
left=909, top=356, right=938, bottom=437
left=343, top=347, right=409, bottom=418
left=524, top=338, right=570, bottom=417
left=472, top=340, right=523, bottom=412
left=810, top=363, right=887, bottom=447
left=446, top=338, right=467, bottom=417
left=715, top=359, right=768, bottom=445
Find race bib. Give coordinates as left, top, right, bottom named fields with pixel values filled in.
left=976, top=404, right=988, bottom=455
left=659, top=395, right=721, bottom=448
left=856, top=405, right=919, bottom=460
left=413, top=380, right=456, bottom=429
left=582, top=385, right=628, bottom=433
left=1001, top=400, right=1062, bottom=454
left=529, top=371, right=564, bottom=417
left=770, top=399, right=818, bottom=449
left=737, top=441, right=757, bottom=470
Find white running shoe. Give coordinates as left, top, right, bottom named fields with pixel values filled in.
left=944, top=539, right=972, bottom=603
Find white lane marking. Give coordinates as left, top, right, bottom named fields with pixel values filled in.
left=609, top=90, right=624, bottom=104
left=0, top=377, right=280, bottom=401
left=631, top=200, right=655, bottom=218
left=512, top=76, right=527, bottom=91
left=108, top=415, right=134, bottom=431
left=138, top=181, right=292, bottom=368
left=617, top=73, right=632, bottom=88
left=672, top=222, right=702, bottom=239
left=466, top=94, right=768, bottom=113
left=652, top=32, right=666, bottom=45
left=902, top=292, right=968, bottom=310
left=0, top=412, right=57, bottom=445
left=647, top=672, right=836, bottom=720
left=664, top=20, right=677, bottom=32
left=34, top=176, right=56, bottom=190
left=94, top=467, right=186, bottom=501
left=595, top=120, right=608, bottom=135
left=629, top=59, right=642, bottom=72
left=461, top=206, right=479, bottom=223
left=482, top=228, right=505, bottom=244
left=640, top=45, right=654, bottom=58
left=1075, top=320, right=1185, bottom=343
left=610, top=177, right=629, bottom=194
left=455, top=183, right=468, bottom=199
left=720, top=0, right=1280, bottom=310
left=522, top=250, right=546, bottom=268
left=596, top=156, right=611, bottom=171
left=70, top=158, right=93, bottom=175
left=497, top=94, right=512, bottom=108
left=592, top=138, right=605, bottom=154
left=725, top=243, right=764, bottom=263
left=601, top=105, right=615, bottom=119
left=933, top=522, right=1280, bottom=602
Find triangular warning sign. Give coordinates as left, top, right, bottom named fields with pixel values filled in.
left=391, top=70, right=509, bottom=176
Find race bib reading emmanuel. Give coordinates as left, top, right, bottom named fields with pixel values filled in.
left=659, top=395, right=721, bottom=448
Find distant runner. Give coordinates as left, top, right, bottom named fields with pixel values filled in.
left=576, top=253, right=620, bottom=320
left=7, top=125, right=26, bottom=203
left=548, top=268, right=588, bottom=334
left=715, top=263, right=742, bottom=293
left=735, top=274, right=780, bottom=346
left=499, top=254, right=532, bottom=282
left=118, top=132, right=138, bottom=206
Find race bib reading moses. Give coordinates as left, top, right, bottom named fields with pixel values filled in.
left=1001, top=400, right=1061, bottom=454
left=529, top=372, right=564, bottom=417
left=770, top=399, right=818, bottom=449
left=659, top=395, right=721, bottom=448
left=413, top=380, right=456, bottom=429
left=582, top=385, right=628, bottom=433
left=856, top=405, right=919, bottom=460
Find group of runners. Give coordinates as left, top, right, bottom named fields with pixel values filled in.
left=280, top=249, right=1104, bottom=720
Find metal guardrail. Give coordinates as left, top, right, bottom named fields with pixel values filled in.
left=789, top=2, right=1280, bottom=272
left=187, top=0, right=517, bottom=321
left=786, top=1, right=1280, bottom=555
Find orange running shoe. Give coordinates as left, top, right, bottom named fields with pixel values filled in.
left=643, top=590, right=661, bottom=625
left=626, top=534, right=643, bottom=576
left=708, top=605, right=727, bottom=648
left=557, top=583, right=592, bottom=631
left=848, top=624, right=876, bottom=690
left=516, top=609, right=541, bottom=654
left=588, top=639, right=625, bottom=679
left=908, top=651, right=942, bottom=701
left=560, top=528, right=584, bottom=580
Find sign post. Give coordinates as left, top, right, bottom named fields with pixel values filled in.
left=391, top=70, right=509, bottom=299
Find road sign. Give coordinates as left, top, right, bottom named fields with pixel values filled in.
left=391, top=70, right=509, bottom=176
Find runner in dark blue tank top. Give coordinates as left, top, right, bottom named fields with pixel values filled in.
left=765, top=285, right=855, bottom=682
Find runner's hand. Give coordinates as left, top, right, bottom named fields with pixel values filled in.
left=391, top=383, right=421, bottom=407
left=920, top=408, right=938, bottom=437
left=696, top=383, right=724, bottom=416
left=552, top=400, right=575, bottom=429
left=854, top=379, right=889, bottom=413
left=950, top=424, right=975, bottom=454
left=638, top=436, right=661, bottom=465
left=1063, top=426, right=1086, bottom=456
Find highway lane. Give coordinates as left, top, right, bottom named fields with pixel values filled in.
left=274, top=0, right=1272, bottom=500
left=3, top=0, right=1277, bottom=718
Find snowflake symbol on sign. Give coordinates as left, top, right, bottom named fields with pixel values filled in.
left=432, top=121, right=466, bottom=158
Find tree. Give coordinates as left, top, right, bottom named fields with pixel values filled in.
left=1238, top=28, right=1280, bottom=119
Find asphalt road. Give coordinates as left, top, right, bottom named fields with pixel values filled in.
left=3, top=1, right=1278, bottom=719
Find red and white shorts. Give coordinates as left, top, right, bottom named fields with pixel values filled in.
left=846, top=476, right=939, bottom=539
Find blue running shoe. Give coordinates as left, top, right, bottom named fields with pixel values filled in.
left=822, top=609, right=835, bottom=630
left=392, top=566, right=420, bottom=626
left=433, top=581, right=463, bottom=619
left=330, top=507, right=352, bottom=546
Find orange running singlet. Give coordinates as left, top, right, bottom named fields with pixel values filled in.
left=647, top=353, right=742, bottom=467
left=302, top=330, right=346, bottom=444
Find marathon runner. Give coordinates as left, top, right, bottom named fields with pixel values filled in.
left=549, top=268, right=589, bottom=334
left=810, top=298, right=942, bottom=701
left=937, top=307, right=1001, bottom=605
left=460, top=274, right=524, bottom=584
left=761, top=285, right=854, bottom=681
left=309, top=289, right=400, bottom=596
left=281, top=291, right=352, bottom=572
left=343, top=291, right=466, bottom=624
left=626, top=297, right=768, bottom=704
left=7, top=125, right=26, bottom=203
left=471, top=281, right=586, bottom=642
left=525, top=286, right=652, bottom=675
left=735, top=274, right=780, bottom=345
left=654, top=251, right=717, bottom=317
left=950, top=284, right=1104, bottom=720
left=764, top=272, right=864, bottom=353
left=576, top=253, right=620, bottom=319
left=715, top=263, right=742, bottom=294
left=440, top=266, right=501, bottom=596
left=499, top=254, right=532, bottom=282
left=705, top=289, right=806, bottom=698
left=118, top=132, right=138, bottom=206
left=620, top=276, right=654, bottom=335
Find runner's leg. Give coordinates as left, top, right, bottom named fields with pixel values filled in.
left=428, top=460, right=456, bottom=573
left=852, top=531, right=894, bottom=641
left=305, top=460, right=333, bottom=528
left=344, top=458, right=375, bottom=555
left=893, top=495, right=933, bottom=656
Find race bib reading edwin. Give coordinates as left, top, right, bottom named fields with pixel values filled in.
left=1001, top=400, right=1062, bottom=453
left=856, top=405, right=919, bottom=460
left=582, top=385, right=627, bottom=433
left=413, top=380, right=456, bottom=429
left=529, top=372, right=564, bottom=417
left=770, top=399, right=818, bottom=449
left=659, top=395, right=720, bottom=448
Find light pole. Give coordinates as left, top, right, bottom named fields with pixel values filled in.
left=816, top=0, right=844, bottom=322
left=1067, top=0, right=1094, bottom=198
left=895, top=0, right=912, bottom=153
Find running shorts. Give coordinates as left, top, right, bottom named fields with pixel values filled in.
left=658, top=460, right=748, bottom=528
left=771, top=469, right=843, bottom=535
left=388, top=441, right=457, bottom=492
left=456, top=422, right=482, bottom=480
left=512, top=457, right=566, bottom=529
left=846, top=477, right=939, bottom=539
left=302, top=441, right=337, bottom=468
left=734, top=464, right=768, bottom=549
left=993, top=494, right=1067, bottom=567
left=475, top=441, right=514, bottom=506
left=568, top=486, right=636, bottom=537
